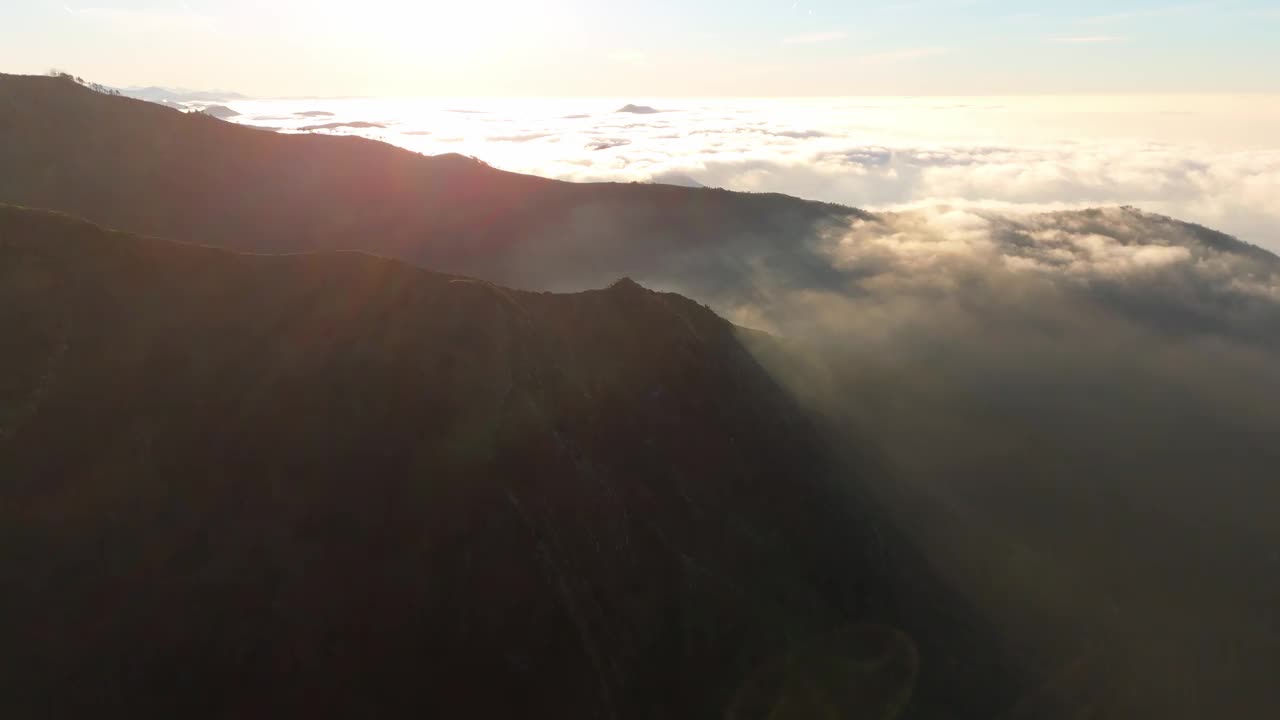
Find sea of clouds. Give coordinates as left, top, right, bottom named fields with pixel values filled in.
left=224, top=94, right=1280, bottom=254
left=205, top=92, right=1280, bottom=715
left=726, top=204, right=1280, bottom=720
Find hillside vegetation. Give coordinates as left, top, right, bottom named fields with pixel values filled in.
left=1, top=205, right=998, bottom=718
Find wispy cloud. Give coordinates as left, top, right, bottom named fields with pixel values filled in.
left=1051, top=35, right=1125, bottom=44
left=783, top=30, right=848, bottom=45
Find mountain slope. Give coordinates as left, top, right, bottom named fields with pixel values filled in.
left=8, top=70, right=1276, bottom=718
left=0, top=72, right=859, bottom=292
left=1, top=205, right=987, bottom=718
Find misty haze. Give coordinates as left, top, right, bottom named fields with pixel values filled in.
left=2, top=2, right=1278, bottom=719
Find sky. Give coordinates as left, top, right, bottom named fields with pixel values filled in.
left=2, top=1, right=1279, bottom=96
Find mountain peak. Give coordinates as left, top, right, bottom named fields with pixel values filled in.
left=608, top=276, right=646, bottom=292
left=0, top=204, right=874, bottom=719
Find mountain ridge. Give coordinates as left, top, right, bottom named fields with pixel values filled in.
left=0, top=201, right=821, bottom=715
left=2, top=202, right=1018, bottom=718
left=4, top=71, right=1274, bottom=311
left=0, top=71, right=862, bottom=293
left=6, top=69, right=1278, bottom=719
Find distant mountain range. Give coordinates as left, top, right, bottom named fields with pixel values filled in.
left=616, top=103, right=663, bottom=114
left=117, top=84, right=248, bottom=104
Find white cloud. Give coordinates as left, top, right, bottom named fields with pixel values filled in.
left=231, top=96, right=1280, bottom=253
left=829, top=208, right=1202, bottom=280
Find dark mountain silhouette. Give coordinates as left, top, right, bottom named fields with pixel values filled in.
left=0, top=205, right=1014, bottom=718
left=617, top=104, right=662, bottom=114
left=118, top=85, right=248, bottom=104
left=0, top=72, right=861, bottom=292
left=298, top=120, right=387, bottom=131
left=194, top=104, right=240, bottom=119
left=650, top=171, right=707, bottom=188
left=5, top=71, right=1278, bottom=718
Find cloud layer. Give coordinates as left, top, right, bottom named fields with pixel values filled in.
left=709, top=204, right=1280, bottom=718
left=201, top=91, right=1280, bottom=717
left=228, top=95, right=1280, bottom=253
